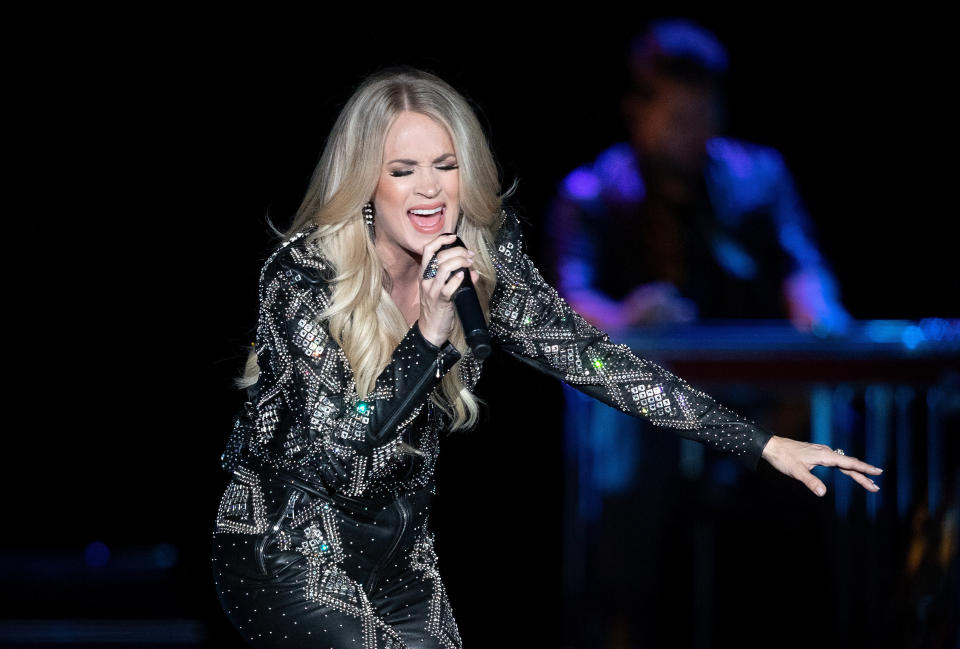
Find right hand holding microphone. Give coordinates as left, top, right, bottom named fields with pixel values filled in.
left=418, top=233, right=478, bottom=348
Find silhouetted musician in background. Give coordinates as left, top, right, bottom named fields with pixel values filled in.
left=546, top=18, right=853, bottom=335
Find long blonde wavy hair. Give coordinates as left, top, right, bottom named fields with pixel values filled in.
left=239, top=65, right=517, bottom=431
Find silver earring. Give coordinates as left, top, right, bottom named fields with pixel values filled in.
left=363, top=202, right=375, bottom=236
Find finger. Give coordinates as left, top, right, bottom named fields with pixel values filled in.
left=840, top=468, right=880, bottom=492
left=824, top=452, right=884, bottom=475
left=422, top=232, right=457, bottom=261
left=442, top=266, right=468, bottom=289
left=420, top=234, right=459, bottom=273
left=437, top=257, right=473, bottom=284
left=434, top=246, right=473, bottom=267
left=801, top=469, right=828, bottom=497
left=421, top=240, right=467, bottom=281
left=438, top=258, right=472, bottom=283
left=421, top=259, right=466, bottom=298
left=440, top=267, right=467, bottom=297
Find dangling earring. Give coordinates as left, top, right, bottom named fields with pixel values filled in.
left=363, top=202, right=375, bottom=239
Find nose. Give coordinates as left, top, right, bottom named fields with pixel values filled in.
left=415, top=168, right=442, bottom=199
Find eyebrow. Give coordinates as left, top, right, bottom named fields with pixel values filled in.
left=386, top=153, right=457, bottom=165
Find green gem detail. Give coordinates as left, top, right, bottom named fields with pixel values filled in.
left=320, top=543, right=329, bottom=552
left=356, top=401, right=369, bottom=415
left=592, top=359, right=604, bottom=370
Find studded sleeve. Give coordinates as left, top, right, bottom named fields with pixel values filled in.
left=486, top=208, right=775, bottom=472
left=222, top=232, right=462, bottom=494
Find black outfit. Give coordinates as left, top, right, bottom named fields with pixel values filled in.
left=210, top=206, right=774, bottom=648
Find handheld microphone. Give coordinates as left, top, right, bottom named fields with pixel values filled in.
left=433, top=236, right=492, bottom=360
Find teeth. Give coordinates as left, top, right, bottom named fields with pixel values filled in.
left=409, top=206, right=443, bottom=215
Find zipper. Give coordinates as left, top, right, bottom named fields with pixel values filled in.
left=256, top=488, right=301, bottom=577
left=273, top=489, right=300, bottom=532
left=376, top=346, right=448, bottom=443
left=363, top=496, right=410, bottom=594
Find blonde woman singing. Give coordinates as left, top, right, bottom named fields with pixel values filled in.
left=210, top=65, right=883, bottom=648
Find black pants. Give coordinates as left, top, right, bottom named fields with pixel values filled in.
left=211, top=470, right=463, bottom=648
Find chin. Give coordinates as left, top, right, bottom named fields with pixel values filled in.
left=407, top=219, right=454, bottom=246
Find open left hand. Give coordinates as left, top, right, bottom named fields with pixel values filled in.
left=761, top=435, right=884, bottom=497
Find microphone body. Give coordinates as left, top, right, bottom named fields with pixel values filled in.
left=436, top=237, right=492, bottom=360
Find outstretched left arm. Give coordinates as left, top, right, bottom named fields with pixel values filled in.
left=486, top=207, right=883, bottom=492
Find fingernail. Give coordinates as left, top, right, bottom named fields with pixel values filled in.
left=816, top=486, right=825, bottom=496
left=468, top=250, right=475, bottom=256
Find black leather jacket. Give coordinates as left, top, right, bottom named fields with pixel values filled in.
left=219, top=206, right=773, bottom=505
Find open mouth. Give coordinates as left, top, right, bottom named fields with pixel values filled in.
left=407, top=205, right=446, bottom=234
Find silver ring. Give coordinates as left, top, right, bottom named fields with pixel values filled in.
left=423, top=255, right=439, bottom=280
left=833, top=448, right=845, bottom=456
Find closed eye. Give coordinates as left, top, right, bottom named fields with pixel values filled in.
left=389, top=164, right=459, bottom=178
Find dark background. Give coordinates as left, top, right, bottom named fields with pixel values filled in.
left=4, top=10, right=957, bottom=649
